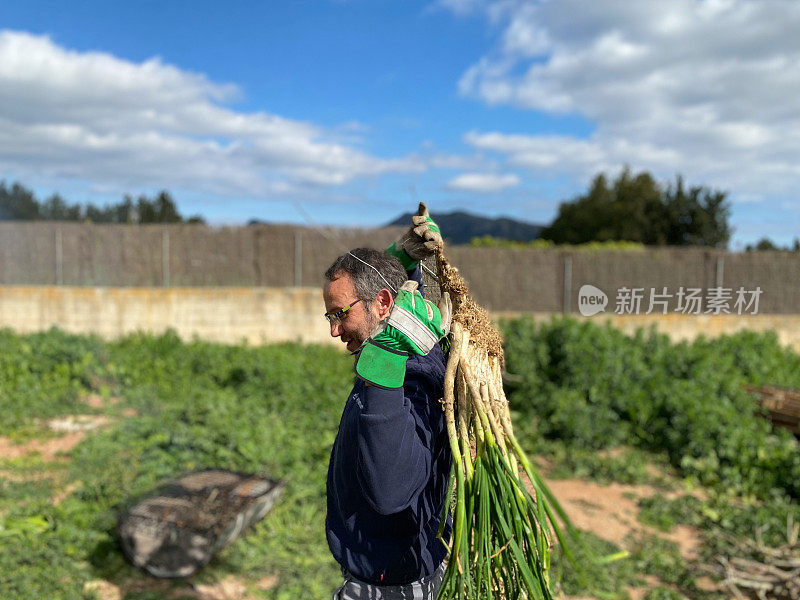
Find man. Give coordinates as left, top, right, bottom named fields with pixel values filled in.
left=323, top=206, right=452, bottom=600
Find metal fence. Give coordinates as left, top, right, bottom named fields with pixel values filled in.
left=1, top=222, right=798, bottom=313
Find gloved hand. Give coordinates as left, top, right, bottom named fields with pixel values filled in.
left=355, top=281, right=452, bottom=389
left=386, top=202, right=443, bottom=271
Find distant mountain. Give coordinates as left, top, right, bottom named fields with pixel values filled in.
left=387, top=210, right=544, bottom=245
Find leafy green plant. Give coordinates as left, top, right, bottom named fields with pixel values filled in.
left=1, top=330, right=353, bottom=599
left=502, top=317, right=800, bottom=501
left=3, top=321, right=800, bottom=599
left=0, top=328, right=106, bottom=435
left=644, top=586, right=688, bottom=600
left=637, top=494, right=704, bottom=532
left=469, top=235, right=645, bottom=251
left=536, top=441, right=672, bottom=486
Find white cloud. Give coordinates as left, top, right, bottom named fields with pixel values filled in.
left=447, top=172, right=520, bottom=192
left=447, top=0, right=800, bottom=199
left=431, top=0, right=488, bottom=16
left=0, top=30, right=417, bottom=196
left=464, top=130, right=681, bottom=175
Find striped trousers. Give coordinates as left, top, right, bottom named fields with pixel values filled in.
left=333, top=560, right=446, bottom=600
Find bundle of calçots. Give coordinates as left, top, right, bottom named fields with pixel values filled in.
left=434, top=249, right=579, bottom=600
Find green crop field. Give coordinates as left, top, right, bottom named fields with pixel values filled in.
left=1, top=321, right=798, bottom=599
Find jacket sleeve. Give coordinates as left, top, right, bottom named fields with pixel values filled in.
left=406, top=266, right=425, bottom=296
left=355, top=373, right=437, bottom=515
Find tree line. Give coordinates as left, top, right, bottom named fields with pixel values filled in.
left=540, top=168, right=798, bottom=251
left=0, top=181, right=204, bottom=224
left=541, top=168, right=732, bottom=247
left=2, top=173, right=794, bottom=250
left=745, top=237, right=800, bottom=252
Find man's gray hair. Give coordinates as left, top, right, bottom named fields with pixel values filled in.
left=324, top=248, right=407, bottom=302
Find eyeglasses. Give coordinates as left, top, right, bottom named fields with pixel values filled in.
left=324, top=299, right=362, bottom=324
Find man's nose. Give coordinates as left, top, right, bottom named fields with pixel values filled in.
left=329, top=320, right=342, bottom=337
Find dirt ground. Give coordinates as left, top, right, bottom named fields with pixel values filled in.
left=0, top=394, right=126, bottom=461
left=82, top=573, right=279, bottom=600
left=546, top=478, right=702, bottom=560
left=0, top=427, right=89, bottom=461
left=544, top=477, right=707, bottom=600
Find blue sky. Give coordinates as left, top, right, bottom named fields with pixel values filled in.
left=0, top=0, right=798, bottom=248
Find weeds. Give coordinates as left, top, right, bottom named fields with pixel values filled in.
left=2, top=320, right=800, bottom=599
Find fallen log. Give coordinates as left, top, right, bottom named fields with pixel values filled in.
left=746, top=385, right=800, bottom=435
left=118, top=469, right=284, bottom=577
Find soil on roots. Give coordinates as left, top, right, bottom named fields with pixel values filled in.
left=436, top=252, right=504, bottom=358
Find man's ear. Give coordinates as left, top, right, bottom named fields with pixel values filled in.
left=375, top=288, right=394, bottom=319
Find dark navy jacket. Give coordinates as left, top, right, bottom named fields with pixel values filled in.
left=326, top=274, right=452, bottom=585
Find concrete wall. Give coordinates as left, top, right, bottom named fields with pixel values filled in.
left=3, top=222, right=800, bottom=313
left=1, top=286, right=799, bottom=351
left=0, top=286, right=334, bottom=346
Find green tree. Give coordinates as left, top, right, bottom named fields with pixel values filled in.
left=0, top=181, right=41, bottom=220
left=755, top=238, right=778, bottom=250
left=541, top=169, right=666, bottom=245
left=541, top=168, right=731, bottom=248
left=153, top=191, right=182, bottom=223
left=538, top=173, right=608, bottom=245
left=116, top=195, right=137, bottom=223
left=745, top=237, right=800, bottom=252
left=136, top=195, right=156, bottom=223
left=40, top=193, right=81, bottom=221
left=662, top=176, right=731, bottom=247
left=85, top=202, right=114, bottom=223
left=609, top=169, right=665, bottom=244
left=0, top=180, right=205, bottom=224
left=132, top=191, right=192, bottom=223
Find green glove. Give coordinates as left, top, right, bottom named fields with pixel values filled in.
left=355, top=281, right=452, bottom=389
left=386, top=202, right=443, bottom=270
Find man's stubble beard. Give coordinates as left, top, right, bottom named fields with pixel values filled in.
left=359, top=309, right=381, bottom=346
